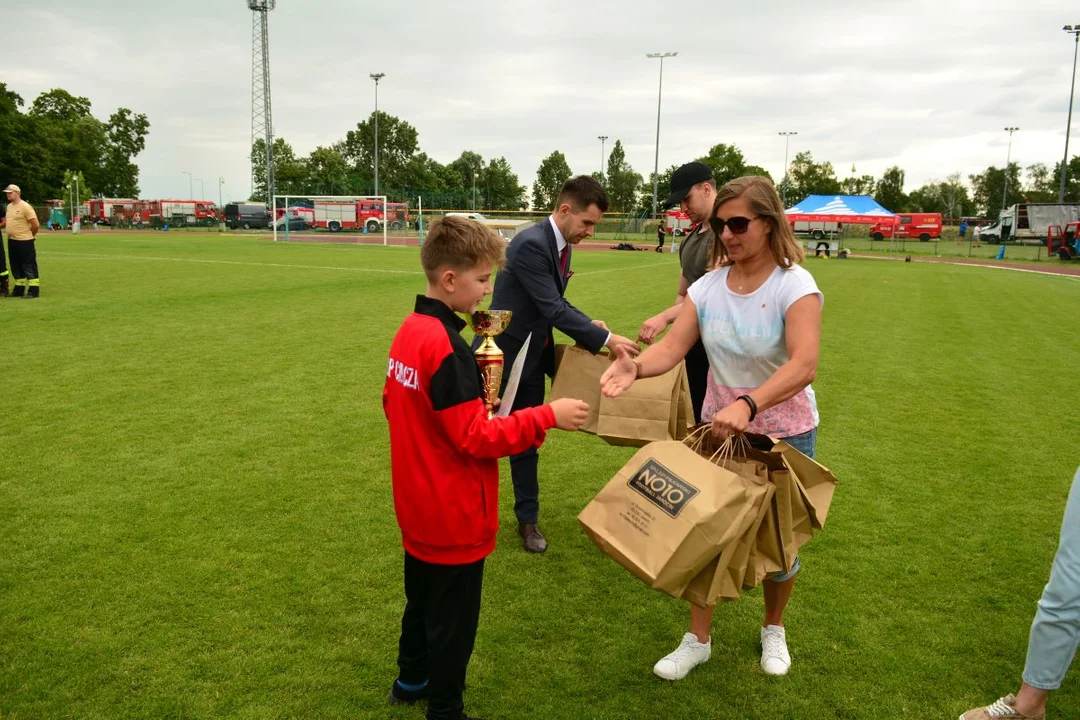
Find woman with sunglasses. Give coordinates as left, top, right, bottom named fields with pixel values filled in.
left=600, top=175, right=823, bottom=681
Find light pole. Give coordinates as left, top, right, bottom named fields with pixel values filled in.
left=182, top=170, right=193, bottom=199
left=471, top=160, right=481, bottom=211
left=218, top=177, right=226, bottom=231
left=1060, top=25, right=1080, bottom=202
left=778, top=131, right=797, bottom=206
left=598, top=135, right=608, bottom=178
left=647, top=52, right=677, bottom=218
left=1002, top=126, right=1019, bottom=211
left=370, top=72, right=385, bottom=196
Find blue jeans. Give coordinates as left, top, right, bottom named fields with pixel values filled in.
left=767, top=427, right=817, bottom=583
left=1022, top=468, right=1080, bottom=691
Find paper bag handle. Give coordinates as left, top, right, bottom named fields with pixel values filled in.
left=707, top=433, right=752, bottom=464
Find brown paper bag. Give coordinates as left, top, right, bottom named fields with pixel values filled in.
left=550, top=344, right=693, bottom=447
left=578, top=440, right=773, bottom=600
left=685, top=429, right=838, bottom=593
left=550, top=345, right=609, bottom=434
left=680, top=455, right=774, bottom=607
left=596, top=362, right=693, bottom=446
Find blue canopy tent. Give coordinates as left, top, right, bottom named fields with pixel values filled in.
left=786, top=196, right=898, bottom=254
left=786, top=195, right=896, bottom=225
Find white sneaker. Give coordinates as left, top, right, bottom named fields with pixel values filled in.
left=652, top=632, right=711, bottom=681
left=760, top=625, right=791, bottom=676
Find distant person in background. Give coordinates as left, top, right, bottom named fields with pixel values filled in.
left=0, top=185, right=40, bottom=298
left=973, top=224, right=982, bottom=247
left=958, top=219, right=969, bottom=244
left=656, top=221, right=666, bottom=253
left=960, top=468, right=1080, bottom=720
left=0, top=201, right=8, bottom=296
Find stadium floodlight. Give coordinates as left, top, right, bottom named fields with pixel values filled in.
left=778, top=131, right=798, bottom=206
left=598, top=136, right=608, bottom=178
left=249, top=0, right=276, bottom=201
left=370, top=73, right=386, bottom=195
left=1060, top=25, right=1080, bottom=202
left=1002, top=127, right=1019, bottom=211
left=647, top=52, right=677, bottom=219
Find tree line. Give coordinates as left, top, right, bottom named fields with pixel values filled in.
left=0, top=84, right=150, bottom=204
left=3, top=83, right=1074, bottom=219
left=261, top=109, right=1080, bottom=217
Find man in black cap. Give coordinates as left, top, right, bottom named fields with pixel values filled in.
left=636, top=161, right=717, bottom=423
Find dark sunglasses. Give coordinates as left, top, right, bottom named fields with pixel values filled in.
left=709, top=215, right=759, bottom=236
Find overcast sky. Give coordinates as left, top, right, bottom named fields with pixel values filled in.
left=9, top=1, right=1079, bottom=205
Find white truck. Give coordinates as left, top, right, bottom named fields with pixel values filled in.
left=981, top=203, right=1080, bottom=244
left=791, top=220, right=841, bottom=240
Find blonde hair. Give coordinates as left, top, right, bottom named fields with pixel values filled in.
left=421, top=216, right=506, bottom=281
left=709, top=176, right=804, bottom=269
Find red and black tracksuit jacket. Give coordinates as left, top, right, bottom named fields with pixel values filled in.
left=383, top=296, right=556, bottom=565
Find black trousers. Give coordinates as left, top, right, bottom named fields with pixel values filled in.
left=8, top=239, right=38, bottom=281
left=397, top=552, right=485, bottom=720
left=685, top=339, right=709, bottom=425
left=507, top=368, right=547, bottom=524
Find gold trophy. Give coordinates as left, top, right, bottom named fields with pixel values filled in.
left=470, top=309, right=513, bottom=417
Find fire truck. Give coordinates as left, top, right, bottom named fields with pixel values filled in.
left=137, top=200, right=219, bottom=226
left=869, top=213, right=943, bottom=241
left=86, top=198, right=139, bottom=225
left=312, top=199, right=411, bottom=232
left=664, top=210, right=695, bottom=236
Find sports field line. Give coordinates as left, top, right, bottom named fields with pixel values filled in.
left=40, top=251, right=422, bottom=275
left=40, top=251, right=678, bottom=277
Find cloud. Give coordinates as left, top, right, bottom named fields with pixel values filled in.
left=7, top=0, right=1078, bottom=202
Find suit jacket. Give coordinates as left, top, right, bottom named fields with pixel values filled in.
left=486, top=219, right=608, bottom=386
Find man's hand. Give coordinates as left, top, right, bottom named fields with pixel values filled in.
left=637, top=313, right=670, bottom=345
left=606, top=333, right=640, bottom=358
left=550, top=398, right=589, bottom=430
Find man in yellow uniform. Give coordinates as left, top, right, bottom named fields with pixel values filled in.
left=2, top=184, right=41, bottom=298
left=0, top=202, right=9, bottom=296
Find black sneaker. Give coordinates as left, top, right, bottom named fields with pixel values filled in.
left=388, top=680, right=430, bottom=705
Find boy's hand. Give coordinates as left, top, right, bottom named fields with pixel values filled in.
left=550, top=398, right=589, bottom=430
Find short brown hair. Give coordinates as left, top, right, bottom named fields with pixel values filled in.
left=555, top=175, right=609, bottom=213
left=421, top=215, right=506, bottom=281
left=710, top=176, right=804, bottom=269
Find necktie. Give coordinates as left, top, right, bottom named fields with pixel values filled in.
left=559, top=245, right=570, bottom=277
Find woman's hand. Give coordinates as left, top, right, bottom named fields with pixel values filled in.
left=600, top=346, right=639, bottom=398
left=710, top=400, right=752, bottom=440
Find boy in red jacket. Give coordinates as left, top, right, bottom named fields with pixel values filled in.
left=383, top=216, right=589, bottom=720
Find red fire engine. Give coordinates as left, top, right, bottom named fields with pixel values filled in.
left=312, top=199, right=410, bottom=232
left=664, top=209, right=695, bottom=236
left=86, top=198, right=139, bottom=225
left=136, top=200, right=219, bottom=226
left=869, top=213, right=943, bottom=241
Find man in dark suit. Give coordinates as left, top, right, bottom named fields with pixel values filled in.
left=487, top=176, right=639, bottom=553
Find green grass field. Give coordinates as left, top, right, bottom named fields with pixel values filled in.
left=2, top=233, right=1079, bottom=719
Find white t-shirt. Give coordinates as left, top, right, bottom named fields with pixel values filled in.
left=687, top=264, right=823, bottom=437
